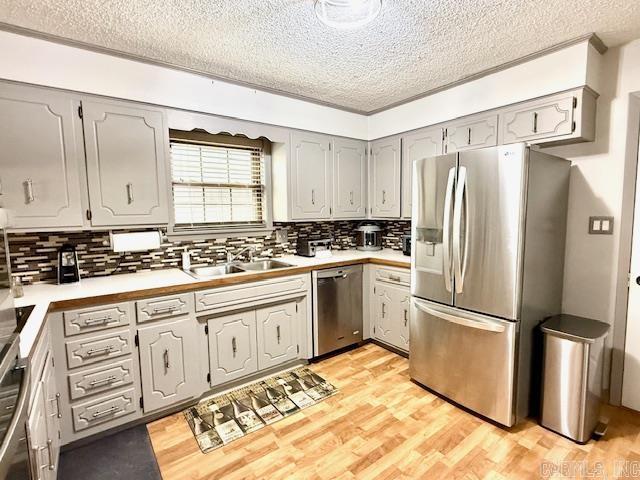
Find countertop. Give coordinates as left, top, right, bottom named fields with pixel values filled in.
left=16, top=249, right=410, bottom=357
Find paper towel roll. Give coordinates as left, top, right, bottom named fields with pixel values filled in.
left=110, top=231, right=162, bottom=253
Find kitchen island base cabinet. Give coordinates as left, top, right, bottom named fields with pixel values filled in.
left=257, top=301, right=299, bottom=370
left=208, top=311, right=259, bottom=385
left=137, top=317, right=202, bottom=413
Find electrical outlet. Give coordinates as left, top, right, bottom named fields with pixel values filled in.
left=275, top=227, right=289, bottom=244
left=589, top=216, right=614, bottom=235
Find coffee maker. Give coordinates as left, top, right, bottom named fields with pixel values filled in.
left=58, top=244, right=80, bottom=284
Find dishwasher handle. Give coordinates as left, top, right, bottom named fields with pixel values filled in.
left=316, top=268, right=354, bottom=280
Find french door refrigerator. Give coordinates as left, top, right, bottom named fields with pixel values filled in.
left=409, top=143, right=569, bottom=427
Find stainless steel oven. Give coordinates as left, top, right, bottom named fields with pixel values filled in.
left=0, top=208, right=31, bottom=480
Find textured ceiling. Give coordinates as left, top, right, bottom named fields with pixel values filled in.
left=1, top=0, right=640, bottom=113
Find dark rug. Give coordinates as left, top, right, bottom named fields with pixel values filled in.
left=58, top=424, right=161, bottom=480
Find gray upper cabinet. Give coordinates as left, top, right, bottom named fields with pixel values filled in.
left=0, top=83, right=84, bottom=229
left=498, top=88, right=597, bottom=146
left=137, top=316, right=201, bottom=412
left=256, top=301, right=298, bottom=370
left=82, top=99, right=170, bottom=226
left=444, top=114, right=498, bottom=153
left=401, top=127, right=443, bottom=218
left=208, top=310, right=258, bottom=386
left=333, top=138, right=367, bottom=219
left=370, top=137, right=402, bottom=218
left=290, top=131, right=332, bottom=220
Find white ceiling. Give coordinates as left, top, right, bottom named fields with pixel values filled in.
left=1, top=0, right=640, bottom=113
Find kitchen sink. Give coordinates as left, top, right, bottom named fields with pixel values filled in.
left=236, top=259, right=293, bottom=271
left=189, top=264, right=245, bottom=278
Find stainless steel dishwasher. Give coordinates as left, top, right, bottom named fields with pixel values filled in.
left=312, top=265, right=363, bottom=356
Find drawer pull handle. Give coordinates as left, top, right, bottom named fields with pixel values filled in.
left=231, top=337, right=237, bottom=357
left=382, top=303, right=386, bottom=318
left=152, top=305, right=178, bottom=315
left=46, top=439, right=55, bottom=470
left=163, top=349, right=170, bottom=371
left=404, top=310, right=408, bottom=327
left=382, top=190, right=386, bottom=204
left=88, top=375, right=118, bottom=388
left=350, top=191, right=354, bottom=205
left=92, top=405, right=122, bottom=419
left=467, top=127, right=472, bottom=145
left=24, top=179, right=35, bottom=203
left=126, top=182, right=134, bottom=204
left=311, top=189, right=316, bottom=205
left=389, top=274, right=401, bottom=282
left=85, top=345, right=114, bottom=357
left=84, top=316, right=112, bottom=326
left=276, top=325, right=281, bottom=344
left=55, top=393, right=62, bottom=418
left=533, top=111, right=539, bottom=133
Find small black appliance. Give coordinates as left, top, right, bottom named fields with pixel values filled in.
left=58, top=244, right=80, bottom=284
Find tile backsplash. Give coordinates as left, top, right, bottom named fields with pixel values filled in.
left=9, top=220, right=410, bottom=285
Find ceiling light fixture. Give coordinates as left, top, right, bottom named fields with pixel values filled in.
left=314, top=0, right=382, bottom=30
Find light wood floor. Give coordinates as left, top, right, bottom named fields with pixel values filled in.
left=148, top=343, right=640, bottom=479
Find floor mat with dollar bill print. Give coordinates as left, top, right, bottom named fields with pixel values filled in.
left=183, top=366, right=338, bottom=453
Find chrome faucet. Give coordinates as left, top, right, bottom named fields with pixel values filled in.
left=226, top=246, right=255, bottom=263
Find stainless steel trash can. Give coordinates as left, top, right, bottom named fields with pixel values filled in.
left=540, top=314, right=609, bottom=443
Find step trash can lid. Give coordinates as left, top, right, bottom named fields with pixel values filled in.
left=541, top=314, right=610, bottom=344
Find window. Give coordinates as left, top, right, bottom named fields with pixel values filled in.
left=169, top=131, right=270, bottom=233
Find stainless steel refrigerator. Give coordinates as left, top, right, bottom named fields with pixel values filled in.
left=409, top=143, right=569, bottom=427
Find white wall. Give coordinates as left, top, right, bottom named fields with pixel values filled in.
left=546, top=39, right=640, bottom=403
left=367, top=41, right=594, bottom=139
left=0, top=30, right=368, bottom=140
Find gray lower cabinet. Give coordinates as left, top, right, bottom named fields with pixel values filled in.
left=256, top=301, right=299, bottom=370
left=208, top=310, right=258, bottom=385
left=0, top=83, right=84, bottom=229
left=137, top=316, right=201, bottom=412
left=27, top=351, right=59, bottom=480
left=372, top=280, right=410, bottom=352
left=82, top=99, right=170, bottom=226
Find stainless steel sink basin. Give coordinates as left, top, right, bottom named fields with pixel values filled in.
left=236, top=259, right=293, bottom=271
left=189, top=264, right=245, bottom=278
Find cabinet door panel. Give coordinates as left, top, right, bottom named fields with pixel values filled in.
left=445, top=115, right=498, bottom=153
left=41, top=354, right=60, bottom=474
left=500, top=96, right=575, bottom=143
left=370, top=138, right=401, bottom=218
left=402, top=128, right=443, bottom=218
left=27, top=381, right=50, bottom=480
left=373, top=285, right=395, bottom=344
left=333, top=138, right=367, bottom=218
left=0, top=84, right=83, bottom=229
left=290, top=132, right=332, bottom=219
left=256, top=301, right=298, bottom=370
left=396, top=288, right=411, bottom=351
left=208, top=311, right=258, bottom=386
left=82, top=100, right=169, bottom=226
left=138, top=317, right=200, bottom=412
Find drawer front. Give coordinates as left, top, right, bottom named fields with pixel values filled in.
left=136, top=293, right=193, bottom=323
left=64, top=303, right=130, bottom=336
left=71, top=388, right=137, bottom=432
left=375, top=267, right=410, bottom=287
left=68, top=358, right=135, bottom=400
left=195, top=275, right=308, bottom=312
left=65, top=329, right=133, bottom=369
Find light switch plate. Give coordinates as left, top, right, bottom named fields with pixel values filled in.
left=589, top=216, right=614, bottom=235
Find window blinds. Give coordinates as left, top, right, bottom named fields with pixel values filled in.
left=170, top=139, right=266, bottom=230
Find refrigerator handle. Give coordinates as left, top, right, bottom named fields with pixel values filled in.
left=453, top=166, right=468, bottom=294
left=442, top=167, right=456, bottom=293
left=412, top=298, right=506, bottom=333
